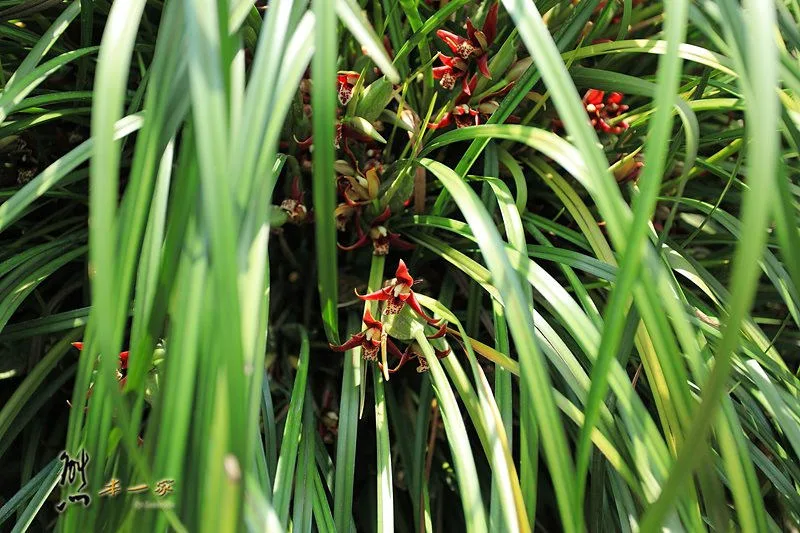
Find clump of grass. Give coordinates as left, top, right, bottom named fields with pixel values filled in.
left=0, top=0, right=799, bottom=531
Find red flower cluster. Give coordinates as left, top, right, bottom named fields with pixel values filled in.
left=294, top=71, right=374, bottom=152
left=386, top=323, right=450, bottom=374
left=330, top=309, right=386, bottom=361
left=583, top=89, right=630, bottom=134
left=434, top=2, right=499, bottom=93
left=430, top=103, right=480, bottom=129
left=429, top=75, right=513, bottom=130
left=330, top=261, right=450, bottom=373
left=355, top=260, right=439, bottom=321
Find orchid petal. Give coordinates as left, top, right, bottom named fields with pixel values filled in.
left=428, top=113, right=452, bottom=129
left=483, top=2, right=499, bottom=44
left=337, top=71, right=360, bottom=85
left=583, top=89, right=605, bottom=105
left=473, top=30, right=489, bottom=51
left=386, top=339, right=405, bottom=358
left=295, top=135, right=313, bottom=149
left=432, top=66, right=451, bottom=80
left=343, top=189, right=364, bottom=207
left=436, top=53, right=458, bottom=68
left=388, top=350, right=413, bottom=373
left=466, top=18, right=477, bottom=41
left=461, top=75, right=472, bottom=96
left=355, top=286, right=392, bottom=301
left=426, top=323, right=448, bottom=339
left=388, top=234, right=416, bottom=251
left=395, top=260, right=415, bottom=286
left=290, top=176, right=304, bottom=202
left=405, top=293, right=441, bottom=325
left=372, top=206, right=392, bottom=225
left=477, top=54, right=492, bottom=79
left=434, top=347, right=452, bottom=359
left=362, top=309, right=383, bottom=329
left=366, top=168, right=381, bottom=200
left=436, top=29, right=467, bottom=53
left=329, top=333, right=366, bottom=352
left=337, top=233, right=370, bottom=251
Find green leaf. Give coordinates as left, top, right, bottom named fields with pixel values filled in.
left=313, top=0, right=340, bottom=344
left=272, top=326, right=311, bottom=525
left=420, top=157, right=579, bottom=532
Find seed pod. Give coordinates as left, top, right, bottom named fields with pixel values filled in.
left=334, top=159, right=356, bottom=176
left=507, top=57, right=533, bottom=82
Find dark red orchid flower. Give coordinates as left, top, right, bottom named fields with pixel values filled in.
left=334, top=122, right=374, bottom=150
left=280, top=176, right=309, bottom=224
left=338, top=167, right=381, bottom=207
left=367, top=224, right=415, bottom=256
left=71, top=342, right=129, bottom=386
left=356, top=260, right=440, bottom=324
left=583, top=89, right=630, bottom=134
left=384, top=341, right=451, bottom=374
left=429, top=104, right=481, bottom=129
left=338, top=207, right=415, bottom=256
left=334, top=202, right=357, bottom=231
left=337, top=71, right=360, bottom=106
left=329, top=309, right=386, bottom=361
left=295, top=122, right=373, bottom=153
left=436, top=2, right=498, bottom=81
left=363, top=150, right=385, bottom=177
left=295, top=135, right=314, bottom=151
left=433, top=54, right=470, bottom=92
left=414, top=346, right=452, bottom=373
left=429, top=75, right=516, bottom=130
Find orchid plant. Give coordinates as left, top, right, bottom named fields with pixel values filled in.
left=2, top=0, right=796, bottom=532
left=331, top=260, right=449, bottom=377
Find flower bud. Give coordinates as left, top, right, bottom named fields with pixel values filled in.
left=507, top=57, right=533, bottom=82
left=477, top=100, right=500, bottom=115
left=334, top=159, right=355, bottom=176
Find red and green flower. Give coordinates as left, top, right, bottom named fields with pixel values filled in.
left=356, top=260, right=439, bottom=324
left=583, top=89, right=630, bottom=134
left=337, top=71, right=360, bottom=105
left=436, top=2, right=499, bottom=83
left=328, top=309, right=386, bottom=360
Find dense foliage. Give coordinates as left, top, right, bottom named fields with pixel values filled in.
left=1, top=0, right=799, bottom=531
